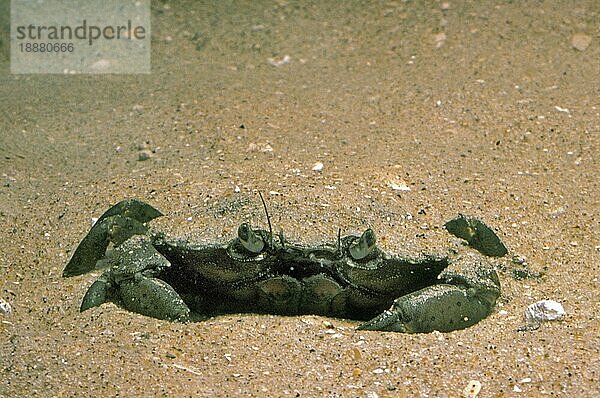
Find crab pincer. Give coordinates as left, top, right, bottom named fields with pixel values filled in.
left=63, top=199, right=163, bottom=277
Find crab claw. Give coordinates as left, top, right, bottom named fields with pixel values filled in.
left=119, top=275, right=190, bottom=322
left=79, top=234, right=190, bottom=322
left=356, top=309, right=408, bottom=332
left=63, top=200, right=163, bottom=277
left=445, top=214, right=508, bottom=257
left=357, top=284, right=494, bottom=333
left=96, top=199, right=163, bottom=224
left=63, top=215, right=148, bottom=277
left=80, top=275, right=111, bottom=311
left=349, top=229, right=377, bottom=260
left=80, top=273, right=190, bottom=322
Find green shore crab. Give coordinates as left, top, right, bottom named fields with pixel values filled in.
left=63, top=198, right=507, bottom=333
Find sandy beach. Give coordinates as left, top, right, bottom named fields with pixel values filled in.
left=1, top=1, right=598, bottom=396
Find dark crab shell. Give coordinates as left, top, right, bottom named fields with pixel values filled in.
left=142, top=230, right=485, bottom=324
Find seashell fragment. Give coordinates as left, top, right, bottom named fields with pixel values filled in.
left=463, top=380, right=482, bottom=397
left=525, top=300, right=565, bottom=323
left=571, top=33, right=592, bottom=51
left=0, top=298, right=11, bottom=316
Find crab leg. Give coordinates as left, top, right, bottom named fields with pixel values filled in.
left=357, top=252, right=500, bottom=333
left=63, top=199, right=162, bottom=277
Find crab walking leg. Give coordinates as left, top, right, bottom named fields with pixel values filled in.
left=63, top=200, right=163, bottom=277
left=357, top=253, right=501, bottom=333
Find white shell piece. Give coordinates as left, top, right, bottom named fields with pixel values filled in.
left=0, top=298, right=11, bottom=315
left=524, top=300, right=566, bottom=323
left=312, top=162, right=324, bottom=171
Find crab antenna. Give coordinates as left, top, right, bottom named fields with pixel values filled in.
left=259, top=192, right=274, bottom=247
left=337, top=228, right=341, bottom=253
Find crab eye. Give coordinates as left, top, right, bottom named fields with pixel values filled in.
left=237, top=223, right=265, bottom=254
left=349, top=229, right=376, bottom=260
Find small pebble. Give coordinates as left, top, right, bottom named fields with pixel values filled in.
left=511, top=256, right=526, bottom=265
left=513, top=385, right=522, bottom=393
left=389, top=179, right=411, bottom=191
left=312, top=162, right=324, bottom=172
left=0, top=298, right=11, bottom=315
left=549, top=206, right=566, bottom=218
left=525, top=300, right=566, bottom=323
left=247, top=143, right=273, bottom=153
left=267, top=55, right=291, bottom=67
left=138, top=150, right=153, bottom=161
left=434, top=32, right=447, bottom=48
left=463, top=380, right=481, bottom=397
left=571, top=33, right=592, bottom=51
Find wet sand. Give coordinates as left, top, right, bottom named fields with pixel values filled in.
left=1, top=1, right=598, bottom=396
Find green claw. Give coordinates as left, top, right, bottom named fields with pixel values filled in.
left=356, top=309, right=407, bottom=332
left=63, top=219, right=111, bottom=277
left=445, top=214, right=508, bottom=257
left=64, top=200, right=162, bottom=278
left=349, top=229, right=377, bottom=260
left=80, top=275, right=111, bottom=311
left=97, top=199, right=163, bottom=224
left=63, top=215, right=150, bottom=277
left=119, top=276, right=190, bottom=322
left=358, top=284, right=494, bottom=333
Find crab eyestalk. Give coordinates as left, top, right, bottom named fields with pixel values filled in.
left=349, top=229, right=377, bottom=260
left=237, top=223, right=265, bottom=254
